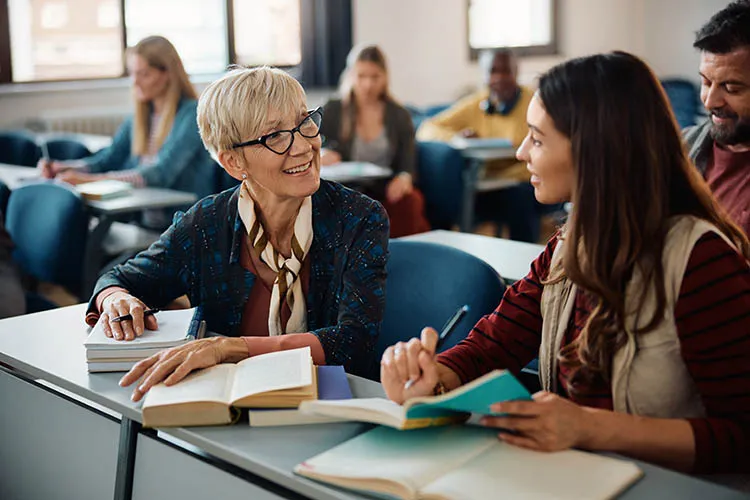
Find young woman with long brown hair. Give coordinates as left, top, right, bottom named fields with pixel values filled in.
left=381, top=52, right=750, bottom=483
left=320, top=44, right=429, bottom=237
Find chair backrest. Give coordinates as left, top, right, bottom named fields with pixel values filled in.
left=0, top=180, right=9, bottom=222
left=661, top=78, right=702, bottom=129
left=0, top=131, right=41, bottom=167
left=416, top=141, right=464, bottom=229
left=44, top=139, right=91, bottom=161
left=369, top=239, right=506, bottom=380
left=5, top=182, right=89, bottom=295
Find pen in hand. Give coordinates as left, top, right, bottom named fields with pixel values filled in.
left=403, top=305, right=470, bottom=392
left=111, top=309, right=161, bottom=323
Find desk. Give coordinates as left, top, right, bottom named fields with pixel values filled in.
left=36, top=131, right=113, bottom=154
left=320, top=162, right=392, bottom=184
left=401, top=229, right=544, bottom=282
left=0, top=305, right=746, bottom=500
left=0, top=163, right=197, bottom=296
left=449, top=139, right=519, bottom=232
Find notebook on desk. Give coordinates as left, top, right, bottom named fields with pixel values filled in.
left=295, top=426, right=643, bottom=500
left=76, top=179, right=132, bottom=201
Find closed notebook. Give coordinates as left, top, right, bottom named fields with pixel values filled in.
left=76, top=179, right=132, bottom=200
left=85, top=308, right=204, bottom=373
left=248, top=365, right=352, bottom=427
left=299, top=369, right=530, bottom=430
left=142, top=346, right=317, bottom=428
left=295, top=426, right=643, bottom=500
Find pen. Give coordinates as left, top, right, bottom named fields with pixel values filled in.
left=111, top=309, right=160, bottom=323
left=403, top=305, right=470, bottom=392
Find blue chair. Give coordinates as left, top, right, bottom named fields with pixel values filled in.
left=368, top=240, right=506, bottom=381
left=416, top=141, right=464, bottom=229
left=661, top=78, right=702, bottom=129
left=44, top=139, right=91, bottom=161
left=0, top=180, right=9, bottom=222
left=0, top=131, right=42, bottom=167
left=5, top=182, right=89, bottom=302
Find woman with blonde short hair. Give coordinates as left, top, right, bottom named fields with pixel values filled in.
left=39, top=36, right=216, bottom=225
left=84, top=66, right=390, bottom=401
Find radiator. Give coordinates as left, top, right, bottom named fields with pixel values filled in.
left=30, top=108, right=130, bottom=136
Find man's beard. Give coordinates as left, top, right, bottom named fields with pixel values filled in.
left=709, top=108, right=750, bottom=146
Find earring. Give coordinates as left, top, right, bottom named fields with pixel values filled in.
left=241, top=173, right=247, bottom=180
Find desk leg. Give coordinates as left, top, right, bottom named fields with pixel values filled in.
left=114, top=416, right=141, bottom=500
left=82, top=214, right=115, bottom=299
left=460, top=159, right=482, bottom=232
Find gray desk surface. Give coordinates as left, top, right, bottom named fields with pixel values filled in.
left=320, top=161, right=392, bottom=184
left=400, top=229, right=545, bottom=282
left=0, top=163, right=197, bottom=214
left=0, top=305, right=746, bottom=500
left=448, top=138, right=517, bottom=161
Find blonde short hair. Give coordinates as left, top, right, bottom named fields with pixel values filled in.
left=197, top=66, right=307, bottom=160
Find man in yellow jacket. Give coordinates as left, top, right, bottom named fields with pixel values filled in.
left=416, top=50, right=542, bottom=242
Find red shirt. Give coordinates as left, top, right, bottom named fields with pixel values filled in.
left=437, top=232, right=750, bottom=474
left=704, top=143, right=750, bottom=236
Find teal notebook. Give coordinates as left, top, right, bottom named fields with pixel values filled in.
left=298, top=369, right=531, bottom=430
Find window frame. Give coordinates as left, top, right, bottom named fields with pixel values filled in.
left=466, top=0, right=559, bottom=60
left=0, top=0, right=347, bottom=86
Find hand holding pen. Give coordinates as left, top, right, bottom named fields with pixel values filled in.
left=403, top=305, right=469, bottom=391
left=100, top=291, right=160, bottom=341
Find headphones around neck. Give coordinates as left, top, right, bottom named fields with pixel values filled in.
left=480, top=88, right=521, bottom=116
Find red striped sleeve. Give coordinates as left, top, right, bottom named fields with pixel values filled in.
left=436, top=236, right=555, bottom=383
left=675, top=231, right=750, bottom=474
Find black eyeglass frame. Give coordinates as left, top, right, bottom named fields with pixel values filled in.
left=230, top=107, right=324, bottom=155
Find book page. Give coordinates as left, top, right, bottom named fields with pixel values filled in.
left=299, top=398, right=406, bottom=427
left=295, top=426, right=497, bottom=497
left=229, top=347, right=312, bottom=403
left=84, top=308, right=197, bottom=349
left=421, top=440, right=643, bottom=500
left=143, top=364, right=235, bottom=408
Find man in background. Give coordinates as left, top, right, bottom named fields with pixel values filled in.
left=417, top=50, right=542, bottom=242
left=686, top=0, right=750, bottom=236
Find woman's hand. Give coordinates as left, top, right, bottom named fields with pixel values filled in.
left=385, top=173, right=414, bottom=204
left=57, top=170, right=101, bottom=185
left=481, top=391, right=593, bottom=452
left=381, top=327, right=440, bottom=404
left=101, top=291, right=159, bottom=341
left=320, top=148, right=342, bottom=166
left=37, top=159, right=70, bottom=179
left=119, top=337, right=249, bottom=402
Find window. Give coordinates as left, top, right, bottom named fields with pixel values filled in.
left=467, top=0, right=557, bottom=57
left=0, top=0, right=315, bottom=84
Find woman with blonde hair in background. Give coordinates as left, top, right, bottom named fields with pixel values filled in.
left=320, top=44, right=430, bottom=237
left=39, top=35, right=216, bottom=227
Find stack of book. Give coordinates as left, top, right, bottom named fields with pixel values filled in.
left=75, top=179, right=133, bottom=201
left=84, top=308, right=203, bottom=373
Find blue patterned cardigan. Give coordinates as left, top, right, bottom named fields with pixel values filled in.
left=88, top=180, right=390, bottom=376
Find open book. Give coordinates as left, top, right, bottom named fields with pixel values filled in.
left=142, top=347, right=316, bottom=428
left=248, top=365, right=353, bottom=427
left=299, top=369, right=530, bottom=429
left=76, top=179, right=133, bottom=200
left=295, top=426, right=643, bottom=500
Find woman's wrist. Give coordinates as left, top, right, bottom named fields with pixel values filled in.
left=217, top=337, right=251, bottom=363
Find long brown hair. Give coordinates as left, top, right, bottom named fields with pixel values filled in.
left=128, top=36, right=197, bottom=156
left=338, top=44, right=394, bottom=141
left=539, top=51, right=749, bottom=385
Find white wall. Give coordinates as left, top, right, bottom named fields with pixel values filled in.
left=0, top=0, right=733, bottom=127
left=353, top=0, right=732, bottom=106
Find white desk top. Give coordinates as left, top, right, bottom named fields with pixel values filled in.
left=449, top=137, right=517, bottom=161
left=0, top=163, right=197, bottom=215
left=0, top=305, right=745, bottom=499
left=320, top=161, right=392, bottom=183
left=401, top=230, right=545, bottom=282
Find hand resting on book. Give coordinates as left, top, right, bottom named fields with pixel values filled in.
left=119, top=336, right=249, bottom=402
left=101, top=291, right=159, bottom=341
left=381, top=327, right=442, bottom=404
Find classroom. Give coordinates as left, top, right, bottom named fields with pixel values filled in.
left=1, top=1, right=749, bottom=499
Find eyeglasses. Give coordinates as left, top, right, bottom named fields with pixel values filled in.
left=231, top=107, right=323, bottom=155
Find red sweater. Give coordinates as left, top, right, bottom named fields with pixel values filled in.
left=704, top=143, right=750, bottom=236
left=437, top=231, right=750, bottom=474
